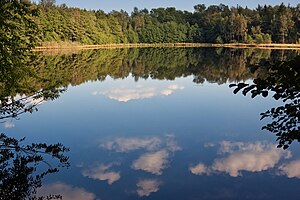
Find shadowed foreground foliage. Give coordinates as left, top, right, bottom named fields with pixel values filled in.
left=0, top=1, right=69, bottom=199
left=230, top=56, right=300, bottom=149
left=0, top=133, right=69, bottom=200
left=0, top=64, right=68, bottom=199
left=0, top=66, right=69, bottom=199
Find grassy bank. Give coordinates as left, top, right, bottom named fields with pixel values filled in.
left=34, top=42, right=300, bottom=51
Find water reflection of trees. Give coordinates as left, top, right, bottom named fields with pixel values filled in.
left=15, top=48, right=299, bottom=149
left=0, top=59, right=69, bottom=200
left=32, top=48, right=298, bottom=88
left=230, top=56, right=300, bottom=149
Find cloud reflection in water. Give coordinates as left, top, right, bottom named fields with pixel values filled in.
left=3, top=121, right=15, bottom=128
left=82, top=163, right=120, bottom=184
left=100, top=137, right=161, bottom=153
left=279, top=160, right=300, bottom=178
left=136, top=179, right=161, bottom=197
left=102, top=135, right=181, bottom=175
left=132, top=149, right=169, bottom=175
left=96, top=84, right=184, bottom=102
left=38, top=182, right=96, bottom=200
left=190, top=141, right=291, bottom=177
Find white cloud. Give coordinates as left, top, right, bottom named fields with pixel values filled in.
left=102, top=87, right=156, bottom=102
left=160, top=89, right=173, bottom=96
left=101, top=137, right=162, bottom=153
left=100, top=84, right=184, bottom=102
left=204, top=143, right=215, bottom=148
left=165, top=134, right=182, bottom=152
left=167, top=84, right=184, bottom=90
left=101, top=135, right=181, bottom=153
left=132, top=149, right=169, bottom=175
left=102, top=135, right=181, bottom=175
left=212, top=148, right=285, bottom=177
left=189, top=163, right=210, bottom=175
left=136, top=179, right=161, bottom=197
left=82, top=163, right=120, bottom=184
left=217, top=141, right=269, bottom=154
left=190, top=141, right=291, bottom=177
left=37, top=182, right=96, bottom=200
left=279, top=160, right=300, bottom=178
left=91, top=91, right=98, bottom=96
left=3, top=121, right=15, bottom=128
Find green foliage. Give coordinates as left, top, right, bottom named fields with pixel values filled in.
left=32, top=2, right=299, bottom=44
left=0, top=0, right=39, bottom=70
left=215, top=35, right=224, bottom=44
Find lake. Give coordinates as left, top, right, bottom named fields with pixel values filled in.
left=2, top=47, right=300, bottom=200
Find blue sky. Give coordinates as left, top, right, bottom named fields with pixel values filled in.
left=33, top=0, right=299, bottom=13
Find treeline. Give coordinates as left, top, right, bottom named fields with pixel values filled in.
left=32, top=0, right=300, bottom=44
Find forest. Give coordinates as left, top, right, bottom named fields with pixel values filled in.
left=30, top=0, right=300, bottom=45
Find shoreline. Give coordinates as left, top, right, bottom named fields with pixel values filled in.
left=34, top=43, right=300, bottom=51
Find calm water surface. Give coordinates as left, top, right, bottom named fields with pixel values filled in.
left=3, top=48, right=300, bottom=200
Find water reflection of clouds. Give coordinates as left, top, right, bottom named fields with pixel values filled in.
left=94, top=84, right=184, bottom=102
left=132, top=149, right=169, bottom=175
left=103, top=87, right=156, bottom=102
left=189, top=163, right=209, bottom=175
left=279, top=160, right=300, bottom=178
left=38, top=182, right=96, bottom=200
left=190, top=141, right=291, bottom=177
left=82, top=163, right=120, bottom=184
left=101, top=137, right=162, bottom=152
left=102, top=135, right=181, bottom=175
left=3, top=121, right=15, bottom=128
left=136, top=179, right=161, bottom=197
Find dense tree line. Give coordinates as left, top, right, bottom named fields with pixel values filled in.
left=31, top=0, right=300, bottom=44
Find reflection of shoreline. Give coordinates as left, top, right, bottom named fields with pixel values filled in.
left=27, top=47, right=300, bottom=89
left=34, top=43, right=300, bottom=51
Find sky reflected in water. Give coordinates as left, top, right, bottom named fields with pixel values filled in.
left=2, top=48, right=300, bottom=200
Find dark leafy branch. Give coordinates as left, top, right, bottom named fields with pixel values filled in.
left=0, top=133, right=69, bottom=200
left=0, top=87, right=65, bottom=121
left=230, top=56, right=300, bottom=149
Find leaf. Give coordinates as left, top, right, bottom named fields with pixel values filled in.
left=233, top=87, right=241, bottom=94
left=273, top=93, right=281, bottom=100
left=262, top=91, right=268, bottom=97
left=229, top=83, right=237, bottom=88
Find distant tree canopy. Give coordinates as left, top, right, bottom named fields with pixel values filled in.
left=29, top=1, right=300, bottom=45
